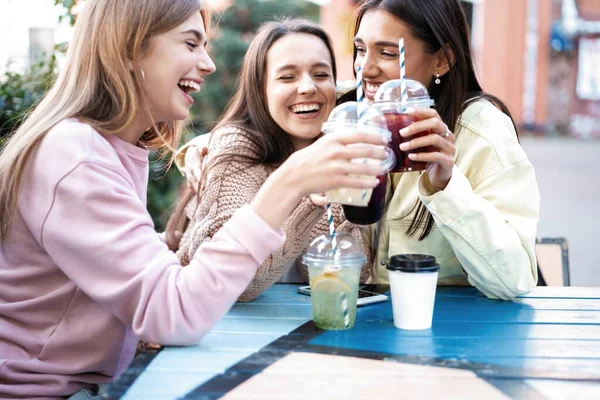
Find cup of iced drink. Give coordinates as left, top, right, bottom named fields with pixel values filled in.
left=302, top=234, right=366, bottom=330
left=322, top=102, right=395, bottom=225
left=385, top=254, right=439, bottom=330
left=373, top=79, right=435, bottom=172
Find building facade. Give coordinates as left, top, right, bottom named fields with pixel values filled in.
left=320, top=0, right=600, bottom=138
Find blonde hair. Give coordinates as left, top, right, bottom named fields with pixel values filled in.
left=0, top=0, right=208, bottom=239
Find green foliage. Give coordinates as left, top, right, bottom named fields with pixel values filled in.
left=54, top=0, right=78, bottom=26
left=0, top=55, right=57, bottom=146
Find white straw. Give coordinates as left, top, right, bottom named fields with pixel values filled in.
left=399, top=38, right=408, bottom=108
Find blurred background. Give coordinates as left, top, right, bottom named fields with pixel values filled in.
left=1, top=0, right=598, bottom=285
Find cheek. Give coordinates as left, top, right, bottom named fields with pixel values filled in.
left=323, top=84, right=337, bottom=108
left=266, top=84, right=289, bottom=114
left=382, top=60, right=400, bottom=79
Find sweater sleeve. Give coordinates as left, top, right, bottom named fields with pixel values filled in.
left=40, top=161, right=285, bottom=346
left=295, top=203, right=372, bottom=284
left=417, top=104, right=540, bottom=300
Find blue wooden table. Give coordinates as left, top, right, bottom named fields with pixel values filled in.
left=105, top=284, right=600, bottom=399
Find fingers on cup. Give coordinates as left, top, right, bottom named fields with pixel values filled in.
left=408, top=151, right=454, bottom=168
left=406, top=107, right=439, bottom=119
left=344, top=144, right=387, bottom=161
left=339, top=175, right=380, bottom=189
left=340, top=130, right=389, bottom=145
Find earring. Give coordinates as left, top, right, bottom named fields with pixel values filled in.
left=129, top=62, right=145, bottom=81
left=435, top=72, right=441, bottom=85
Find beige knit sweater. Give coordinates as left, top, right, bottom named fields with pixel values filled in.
left=177, top=127, right=372, bottom=302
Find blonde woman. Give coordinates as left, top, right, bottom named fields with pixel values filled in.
left=0, top=0, right=388, bottom=397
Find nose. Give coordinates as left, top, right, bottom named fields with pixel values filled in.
left=297, top=75, right=317, bottom=95
left=197, top=50, right=216, bottom=76
left=358, top=50, right=378, bottom=79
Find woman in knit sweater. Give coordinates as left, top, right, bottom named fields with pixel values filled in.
left=166, top=20, right=374, bottom=301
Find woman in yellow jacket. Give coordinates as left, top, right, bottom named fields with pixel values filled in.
left=177, top=0, right=540, bottom=301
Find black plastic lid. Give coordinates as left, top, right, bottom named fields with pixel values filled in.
left=385, top=254, right=439, bottom=273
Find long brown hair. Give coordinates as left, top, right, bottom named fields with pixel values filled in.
left=341, top=0, right=517, bottom=240
left=166, top=19, right=337, bottom=250
left=0, top=0, right=209, bottom=239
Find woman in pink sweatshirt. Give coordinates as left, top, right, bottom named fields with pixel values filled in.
left=0, top=0, right=388, bottom=398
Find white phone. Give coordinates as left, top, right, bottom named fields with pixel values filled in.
left=297, top=284, right=389, bottom=306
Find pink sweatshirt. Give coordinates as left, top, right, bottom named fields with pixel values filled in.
left=0, top=119, right=285, bottom=399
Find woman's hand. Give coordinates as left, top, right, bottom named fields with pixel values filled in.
left=309, top=193, right=328, bottom=207
left=285, top=130, right=388, bottom=196
left=183, top=145, right=208, bottom=193
left=252, top=130, right=389, bottom=229
left=399, top=107, right=456, bottom=191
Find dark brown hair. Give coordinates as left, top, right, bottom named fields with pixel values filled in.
left=166, top=18, right=337, bottom=250
left=340, top=0, right=517, bottom=240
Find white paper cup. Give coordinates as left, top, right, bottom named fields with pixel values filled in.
left=386, top=254, right=439, bottom=330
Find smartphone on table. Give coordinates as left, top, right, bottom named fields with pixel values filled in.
left=297, top=284, right=389, bottom=306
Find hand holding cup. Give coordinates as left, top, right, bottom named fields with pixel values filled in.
left=399, top=107, right=456, bottom=191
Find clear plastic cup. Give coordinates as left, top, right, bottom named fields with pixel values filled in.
left=302, top=234, right=366, bottom=330
left=322, top=102, right=395, bottom=225
left=385, top=254, right=440, bottom=330
left=373, top=79, right=435, bottom=173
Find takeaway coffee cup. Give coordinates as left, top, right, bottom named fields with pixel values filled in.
left=385, top=254, right=440, bottom=330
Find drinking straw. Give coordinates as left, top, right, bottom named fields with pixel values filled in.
left=355, top=63, right=370, bottom=204
left=326, top=204, right=338, bottom=259
left=399, top=38, right=408, bottom=108
left=356, top=65, right=364, bottom=105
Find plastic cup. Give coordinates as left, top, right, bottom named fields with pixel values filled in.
left=322, top=102, right=394, bottom=225
left=302, top=234, right=366, bottom=330
left=373, top=79, right=436, bottom=173
left=385, top=254, right=440, bottom=330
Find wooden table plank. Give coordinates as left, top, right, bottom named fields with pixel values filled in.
left=434, top=286, right=600, bottom=299
left=225, top=304, right=312, bottom=319
left=312, top=334, right=600, bottom=359
left=211, top=317, right=310, bottom=334
left=433, top=296, right=600, bottom=311
left=525, top=379, right=600, bottom=399
left=320, top=320, right=600, bottom=340
left=358, top=301, right=600, bottom=324
left=121, top=371, right=214, bottom=400
left=519, top=287, right=600, bottom=299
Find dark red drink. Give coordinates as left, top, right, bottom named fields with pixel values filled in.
left=383, top=112, right=434, bottom=172
left=343, top=174, right=387, bottom=225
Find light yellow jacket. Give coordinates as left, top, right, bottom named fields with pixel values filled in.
left=374, top=99, right=540, bottom=300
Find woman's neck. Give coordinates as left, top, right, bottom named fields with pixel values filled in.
left=117, top=115, right=152, bottom=145
left=291, top=137, right=315, bottom=152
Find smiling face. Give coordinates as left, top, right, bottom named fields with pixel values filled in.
left=354, top=9, right=438, bottom=102
left=265, top=33, right=337, bottom=150
left=138, top=11, right=216, bottom=123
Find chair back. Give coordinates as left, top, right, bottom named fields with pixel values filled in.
left=535, top=237, right=570, bottom=286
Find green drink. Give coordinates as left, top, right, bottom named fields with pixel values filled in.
left=303, top=234, right=365, bottom=331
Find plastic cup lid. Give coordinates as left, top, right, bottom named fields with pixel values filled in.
left=322, top=101, right=391, bottom=139
left=322, top=101, right=395, bottom=172
left=385, top=254, right=439, bottom=273
left=302, top=233, right=366, bottom=269
left=374, top=79, right=435, bottom=110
